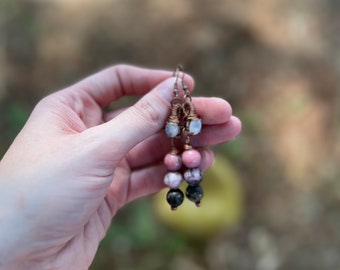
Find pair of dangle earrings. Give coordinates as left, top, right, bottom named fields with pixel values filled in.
left=163, top=65, right=204, bottom=210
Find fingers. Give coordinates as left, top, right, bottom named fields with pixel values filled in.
left=199, top=149, right=216, bottom=171
left=125, top=148, right=215, bottom=204
left=103, top=107, right=126, bottom=122
left=89, top=77, right=194, bottom=160
left=103, top=97, right=232, bottom=126
left=71, top=64, right=194, bottom=108
left=125, top=115, right=241, bottom=169
left=125, top=165, right=167, bottom=204
left=101, top=96, right=235, bottom=169
left=75, top=64, right=239, bottom=171
left=193, top=97, right=232, bottom=125
left=191, top=116, right=242, bottom=146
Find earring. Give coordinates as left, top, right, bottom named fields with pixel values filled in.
left=163, top=66, right=204, bottom=210
left=180, top=73, right=203, bottom=207
left=164, top=67, right=184, bottom=210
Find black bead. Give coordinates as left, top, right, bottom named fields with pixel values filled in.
left=185, top=185, right=204, bottom=206
left=166, top=189, right=184, bottom=210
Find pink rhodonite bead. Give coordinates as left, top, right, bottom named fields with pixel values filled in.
left=182, top=149, right=201, bottom=168
left=164, top=153, right=182, bottom=171
left=164, top=172, right=183, bottom=189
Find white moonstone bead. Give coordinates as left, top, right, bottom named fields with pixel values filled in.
left=165, top=122, right=179, bottom=138
left=189, top=119, right=202, bottom=135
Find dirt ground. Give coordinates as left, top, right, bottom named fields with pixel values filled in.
left=1, top=1, right=340, bottom=269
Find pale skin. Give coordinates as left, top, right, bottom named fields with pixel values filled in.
left=0, top=65, right=242, bottom=270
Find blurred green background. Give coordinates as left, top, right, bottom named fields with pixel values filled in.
left=1, top=0, right=340, bottom=269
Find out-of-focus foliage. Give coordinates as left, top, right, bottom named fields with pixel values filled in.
left=1, top=0, right=340, bottom=269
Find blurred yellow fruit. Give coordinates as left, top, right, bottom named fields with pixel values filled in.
left=153, top=154, right=244, bottom=238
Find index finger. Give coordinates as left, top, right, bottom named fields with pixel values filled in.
left=71, top=64, right=195, bottom=108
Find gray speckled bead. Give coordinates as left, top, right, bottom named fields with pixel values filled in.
left=183, top=167, right=203, bottom=186
left=164, top=172, right=183, bottom=189
left=189, top=119, right=202, bottom=135
left=165, top=122, right=179, bottom=138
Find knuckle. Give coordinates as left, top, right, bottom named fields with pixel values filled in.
left=132, top=98, right=163, bottom=128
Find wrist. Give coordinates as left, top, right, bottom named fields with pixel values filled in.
left=0, top=175, right=61, bottom=270
left=0, top=213, right=49, bottom=270
left=0, top=177, right=33, bottom=269
left=0, top=203, right=25, bottom=268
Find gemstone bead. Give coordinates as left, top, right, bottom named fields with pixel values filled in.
left=186, top=185, right=204, bottom=206
left=164, top=153, right=182, bottom=171
left=182, top=149, right=201, bottom=168
left=166, top=189, right=184, bottom=210
left=165, top=122, right=179, bottom=138
left=164, top=172, right=183, bottom=189
left=188, top=119, right=202, bottom=135
left=183, top=167, right=203, bottom=186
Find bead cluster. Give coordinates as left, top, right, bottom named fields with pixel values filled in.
left=163, top=66, right=204, bottom=210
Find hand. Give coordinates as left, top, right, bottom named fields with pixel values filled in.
left=0, top=64, right=241, bottom=269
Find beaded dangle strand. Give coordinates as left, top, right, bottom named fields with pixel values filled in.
left=163, top=66, right=203, bottom=210
left=180, top=74, right=203, bottom=207
left=164, top=67, right=184, bottom=210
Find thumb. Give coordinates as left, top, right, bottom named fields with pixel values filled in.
left=94, top=76, right=194, bottom=159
